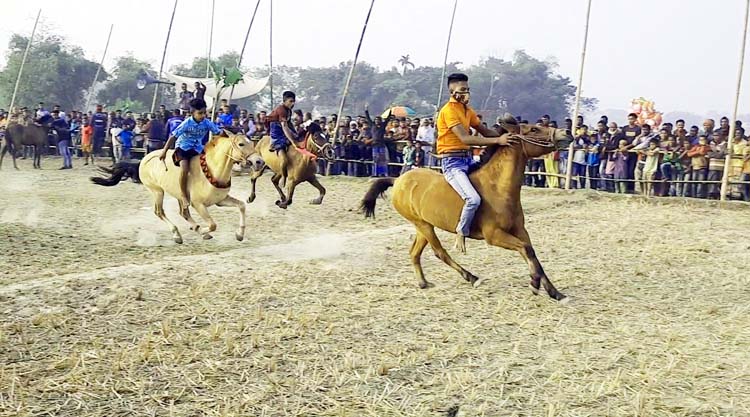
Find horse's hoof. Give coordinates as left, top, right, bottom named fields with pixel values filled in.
left=557, top=294, right=570, bottom=304
left=418, top=281, right=435, bottom=289
left=202, top=234, right=213, bottom=240
left=247, top=195, right=256, bottom=203
left=309, top=199, right=322, bottom=205
left=174, top=236, right=183, bottom=244
left=529, top=284, right=540, bottom=296
left=275, top=200, right=288, bottom=209
left=235, top=232, right=244, bottom=241
left=472, top=277, right=485, bottom=288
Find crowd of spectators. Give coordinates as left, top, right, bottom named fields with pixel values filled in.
left=2, top=89, right=749, bottom=201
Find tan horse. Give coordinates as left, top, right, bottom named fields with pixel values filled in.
left=361, top=124, right=573, bottom=301
left=247, top=130, right=331, bottom=209
left=92, top=131, right=263, bottom=243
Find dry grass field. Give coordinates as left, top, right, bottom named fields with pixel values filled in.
left=1, top=159, right=749, bottom=416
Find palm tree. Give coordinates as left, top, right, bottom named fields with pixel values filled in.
left=398, top=54, right=415, bottom=75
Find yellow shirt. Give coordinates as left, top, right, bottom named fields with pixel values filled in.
left=436, top=97, right=480, bottom=154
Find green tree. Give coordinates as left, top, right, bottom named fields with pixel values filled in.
left=171, top=51, right=242, bottom=78
left=96, top=55, right=174, bottom=113
left=467, top=51, right=597, bottom=123
left=0, top=32, right=103, bottom=110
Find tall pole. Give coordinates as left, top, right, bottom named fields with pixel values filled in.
left=228, top=0, right=262, bottom=103
left=565, top=0, right=593, bottom=190
left=8, top=9, right=41, bottom=112
left=269, top=0, right=274, bottom=106
left=206, top=0, right=215, bottom=78
left=84, top=24, right=113, bottom=113
left=152, top=0, right=178, bottom=113
left=334, top=0, right=376, bottom=142
left=720, top=0, right=750, bottom=201
left=435, top=0, right=458, bottom=113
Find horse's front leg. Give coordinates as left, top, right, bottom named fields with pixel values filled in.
left=247, top=166, right=266, bottom=203
left=486, top=227, right=566, bottom=302
left=191, top=202, right=217, bottom=240
left=178, top=200, right=203, bottom=235
left=216, top=195, right=246, bottom=241
left=307, top=175, right=326, bottom=205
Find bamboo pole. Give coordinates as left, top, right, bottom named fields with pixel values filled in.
left=151, top=0, right=178, bottom=113
left=84, top=24, right=113, bottom=113
left=566, top=0, right=593, bottom=190
left=269, top=0, right=274, bottom=106
left=435, top=0, right=458, bottom=113
left=8, top=9, right=41, bottom=112
left=206, top=0, right=215, bottom=78
left=334, top=0, right=376, bottom=142
left=228, top=0, right=262, bottom=103
left=720, top=0, right=750, bottom=201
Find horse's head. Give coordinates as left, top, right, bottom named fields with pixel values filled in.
left=213, top=130, right=264, bottom=171
left=304, top=122, right=335, bottom=160
left=501, top=123, right=573, bottom=158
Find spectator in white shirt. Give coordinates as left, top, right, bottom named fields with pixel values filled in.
left=416, top=118, right=436, bottom=166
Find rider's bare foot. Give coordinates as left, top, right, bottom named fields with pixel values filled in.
left=454, top=235, right=467, bottom=254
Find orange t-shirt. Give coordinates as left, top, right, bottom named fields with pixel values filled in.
left=436, top=97, right=480, bottom=154
left=81, top=125, right=93, bottom=145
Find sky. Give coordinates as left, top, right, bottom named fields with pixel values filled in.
left=2, top=0, right=750, bottom=117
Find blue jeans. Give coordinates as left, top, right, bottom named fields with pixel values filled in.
left=58, top=140, right=72, bottom=168
left=372, top=145, right=388, bottom=177
left=443, top=156, right=480, bottom=237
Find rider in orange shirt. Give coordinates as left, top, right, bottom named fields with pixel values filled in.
left=436, top=73, right=514, bottom=253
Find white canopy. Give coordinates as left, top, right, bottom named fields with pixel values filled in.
left=163, top=72, right=269, bottom=108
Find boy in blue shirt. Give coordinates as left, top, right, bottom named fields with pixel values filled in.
left=118, top=129, right=134, bottom=160
left=159, top=98, right=221, bottom=208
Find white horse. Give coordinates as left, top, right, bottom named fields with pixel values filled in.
left=92, top=131, right=263, bottom=243
left=141, top=131, right=264, bottom=243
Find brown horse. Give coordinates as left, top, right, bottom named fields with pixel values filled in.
left=247, top=129, right=332, bottom=209
left=0, top=121, right=51, bottom=169
left=361, top=123, right=573, bottom=301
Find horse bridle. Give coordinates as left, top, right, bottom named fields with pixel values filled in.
left=501, top=123, right=556, bottom=158
left=306, top=133, right=335, bottom=160
left=221, top=136, right=248, bottom=163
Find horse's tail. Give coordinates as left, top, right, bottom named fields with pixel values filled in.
left=360, top=177, right=395, bottom=218
left=90, top=161, right=141, bottom=186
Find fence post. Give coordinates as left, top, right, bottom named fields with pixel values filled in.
left=564, top=143, right=575, bottom=190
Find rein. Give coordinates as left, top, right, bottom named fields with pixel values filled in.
left=306, top=133, right=335, bottom=160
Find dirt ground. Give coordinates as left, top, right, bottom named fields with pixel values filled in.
left=1, top=158, right=750, bottom=417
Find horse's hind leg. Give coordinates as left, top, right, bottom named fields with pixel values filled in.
left=277, top=180, right=299, bottom=209
left=486, top=227, right=566, bottom=301
left=178, top=200, right=204, bottom=236
left=217, top=195, right=246, bottom=241
left=410, top=232, right=431, bottom=289
left=270, top=173, right=287, bottom=206
left=413, top=222, right=480, bottom=286
left=150, top=188, right=183, bottom=244
left=191, top=202, right=216, bottom=240
left=308, top=176, right=326, bottom=205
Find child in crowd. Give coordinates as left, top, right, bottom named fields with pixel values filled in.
left=687, top=135, right=711, bottom=198
left=414, top=142, right=425, bottom=168
left=677, top=139, right=692, bottom=197
left=401, top=139, right=415, bottom=174
left=81, top=118, right=94, bottom=165
left=612, top=139, right=629, bottom=194
left=659, top=136, right=677, bottom=196
left=118, top=129, right=134, bottom=161
left=642, top=138, right=662, bottom=197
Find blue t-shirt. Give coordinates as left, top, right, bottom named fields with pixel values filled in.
left=172, top=117, right=221, bottom=153
left=119, top=130, right=134, bottom=148
left=218, top=113, right=233, bottom=127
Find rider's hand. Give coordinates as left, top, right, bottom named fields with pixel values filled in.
left=496, top=133, right=516, bottom=146
left=364, top=104, right=369, bottom=111
left=158, top=151, right=167, bottom=161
